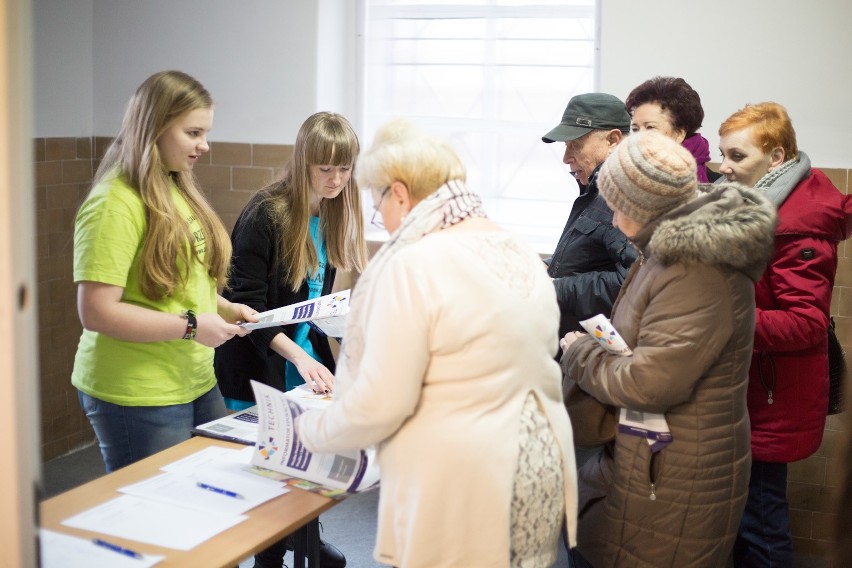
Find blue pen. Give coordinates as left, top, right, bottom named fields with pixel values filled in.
left=196, top=481, right=245, bottom=499
left=92, top=538, right=143, bottom=560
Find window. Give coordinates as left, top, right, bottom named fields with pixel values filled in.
left=359, top=0, right=599, bottom=251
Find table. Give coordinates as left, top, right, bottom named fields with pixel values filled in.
left=39, top=437, right=336, bottom=567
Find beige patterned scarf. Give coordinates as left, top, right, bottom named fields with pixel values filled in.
left=340, top=179, right=487, bottom=377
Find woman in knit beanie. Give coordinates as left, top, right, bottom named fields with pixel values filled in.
left=560, top=131, right=778, bottom=567
left=596, top=127, right=699, bottom=232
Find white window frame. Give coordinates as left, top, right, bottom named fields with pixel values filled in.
left=356, top=0, right=601, bottom=252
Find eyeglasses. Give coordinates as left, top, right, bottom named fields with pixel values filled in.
left=370, top=186, right=391, bottom=229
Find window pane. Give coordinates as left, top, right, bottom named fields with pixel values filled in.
left=362, top=1, right=599, bottom=249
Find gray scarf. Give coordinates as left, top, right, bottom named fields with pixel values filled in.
left=753, top=151, right=812, bottom=208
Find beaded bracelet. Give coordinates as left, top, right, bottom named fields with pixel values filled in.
left=182, top=309, right=197, bottom=340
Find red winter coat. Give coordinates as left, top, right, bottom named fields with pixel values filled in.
left=749, top=167, right=852, bottom=462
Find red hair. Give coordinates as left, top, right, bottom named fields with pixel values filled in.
left=719, top=102, right=798, bottom=160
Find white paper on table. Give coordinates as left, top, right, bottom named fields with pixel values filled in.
left=40, top=529, right=164, bottom=568
left=160, top=445, right=252, bottom=473
left=61, top=495, right=247, bottom=551
left=119, top=468, right=287, bottom=516
left=161, top=445, right=287, bottom=500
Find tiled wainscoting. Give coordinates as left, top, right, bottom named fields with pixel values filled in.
left=35, top=138, right=850, bottom=561
left=34, top=136, right=292, bottom=460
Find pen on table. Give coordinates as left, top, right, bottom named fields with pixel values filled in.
left=92, top=538, right=144, bottom=560
left=196, top=481, right=245, bottom=499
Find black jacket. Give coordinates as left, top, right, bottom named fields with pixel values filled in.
left=546, top=167, right=637, bottom=338
left=214, top=190, right=336, bottom=402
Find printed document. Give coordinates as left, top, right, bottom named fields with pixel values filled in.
left=61, top=495, right=247, bottom=551
left=60, top=446, right=282, bottom=551
left=118, top=467, right=288, bottom=517
left=40, top=529, right=164, bottom=568
left=250, top=381, right=380, bottom=493
left=241, top=289, right=350, bottom=338
left=580, top=314, right=673, bottom=452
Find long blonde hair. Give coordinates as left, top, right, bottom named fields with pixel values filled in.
left=91, top=70, right=231, bottom=299
left=256, top=112, right=367, bottom=291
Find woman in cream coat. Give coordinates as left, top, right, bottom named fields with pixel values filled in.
left=297, top=119, right=578, bottom=568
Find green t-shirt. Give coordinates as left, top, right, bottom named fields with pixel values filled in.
left=71, top=174, right=218, bottom=406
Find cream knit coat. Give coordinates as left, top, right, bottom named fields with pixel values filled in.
left=299, top=229, right=578, bottom=568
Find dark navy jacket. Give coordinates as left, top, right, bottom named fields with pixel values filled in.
left=546, top=167, right=637, bottom=338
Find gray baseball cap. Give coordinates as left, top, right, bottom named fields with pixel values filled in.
left=542, top=93, right=631, bottom=143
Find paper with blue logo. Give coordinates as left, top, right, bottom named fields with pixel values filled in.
left=240, top=289, right=350, bottom=338
left=249, top=381, right=380, bottom=492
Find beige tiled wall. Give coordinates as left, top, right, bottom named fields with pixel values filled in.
left=35, top=137, right=94, bottom=460
left=36, top=142, right=851, bottom=560
left=789, top=167, right=850, bottom=562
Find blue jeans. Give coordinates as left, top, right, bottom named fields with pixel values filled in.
left=733, top=460, right=794, bottom=568
left=78, top=385, right=228, bottom=472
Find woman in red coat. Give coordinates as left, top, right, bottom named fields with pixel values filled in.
left=719, top=102, right=852, bottom=567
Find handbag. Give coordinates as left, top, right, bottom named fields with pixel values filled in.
left=827, top=317, right=846, bottom=415
left=560, top=351, right=618, bottom=446
left=561, top=378, right=617, bottom=446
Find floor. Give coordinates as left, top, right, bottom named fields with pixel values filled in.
left=41, top=442, right=830, bottom=568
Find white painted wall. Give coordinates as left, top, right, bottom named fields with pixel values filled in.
left=316, top=0, right=360, bottom=129
left=33, top=0, right=93, bottom=136
left=600, top=0, right=852, bottom=168
left=90, top=0, right=321, bottom=144
left=33, top=0, right=852, bottom=165
left=34, top=0, right=343, bottom=144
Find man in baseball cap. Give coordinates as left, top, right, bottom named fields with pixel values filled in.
left=543, top=92, right=633, bottom=184
left=542, top=93, right=637, bottom=467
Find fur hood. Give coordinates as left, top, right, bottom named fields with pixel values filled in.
left=634, top=182, right=777, bottom=282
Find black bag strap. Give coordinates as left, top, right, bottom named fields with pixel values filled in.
left=827, top=317, right=846, bottom=415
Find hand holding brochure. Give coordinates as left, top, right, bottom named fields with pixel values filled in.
left=241, top=290, right=350, bottom=338
left=579, top=314, right=633, bottom=356
left=250, top=381, right=379, bottom=493
left=579, top=314, right=672, bottom=452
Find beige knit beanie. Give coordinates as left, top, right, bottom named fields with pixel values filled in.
left=598, top=131, right=698, bottom=225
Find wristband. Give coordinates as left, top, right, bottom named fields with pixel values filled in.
left=182, top=309, right=197, bottom=340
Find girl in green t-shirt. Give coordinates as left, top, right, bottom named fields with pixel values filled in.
left=72, top=70, right=257, bottom=473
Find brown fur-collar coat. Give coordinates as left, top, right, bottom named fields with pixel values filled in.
left=562, top=183, right=776, bottom=567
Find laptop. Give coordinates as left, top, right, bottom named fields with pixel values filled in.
left=192, top=406, right=259, bottom=445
